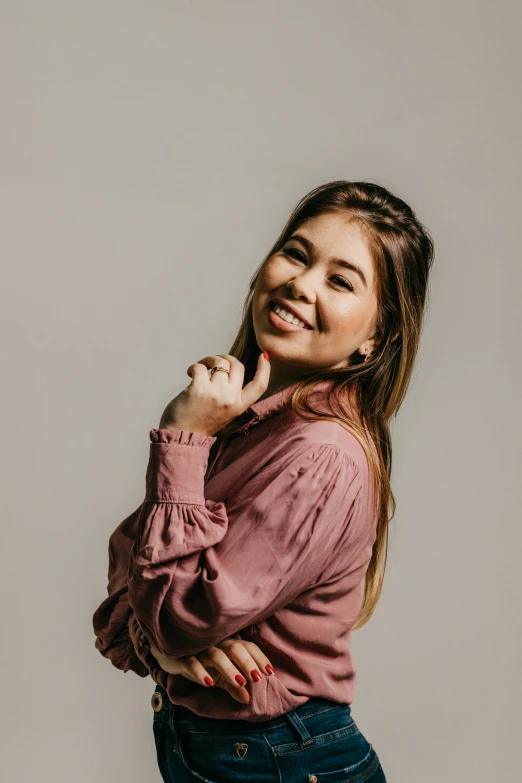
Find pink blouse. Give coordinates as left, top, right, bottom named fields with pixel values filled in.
left=92, top=380, right=378, bottom=721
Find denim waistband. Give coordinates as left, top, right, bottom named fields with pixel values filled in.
left=153, top=682, right=351, bottom=738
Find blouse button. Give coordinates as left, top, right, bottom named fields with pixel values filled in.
left=309, top=777, right=318, bottom=783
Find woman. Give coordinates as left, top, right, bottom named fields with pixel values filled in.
left=93, top=180, right=434, bottom=782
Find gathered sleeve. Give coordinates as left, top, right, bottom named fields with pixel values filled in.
left=127, top=427, right=363, bottom=658
left=92, top=504, right=162, bottom=679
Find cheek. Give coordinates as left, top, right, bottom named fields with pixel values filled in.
left=258, top=261, right=281, bottom=290
left=252, top=264, right=283, bottom=313
left=252, top=268, right=275, bottom=318
left=327, top=304, right=372, bottom=340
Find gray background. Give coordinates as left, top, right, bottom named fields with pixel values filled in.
left=1, top=1, right=520, bottom=781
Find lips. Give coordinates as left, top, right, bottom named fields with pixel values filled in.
left=269, top=299, right=313, bottom=329
left=267, top=301, right=313, bottom=334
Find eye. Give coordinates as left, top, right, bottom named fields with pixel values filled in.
left=284, top=246, right=307, bottom=263
left=331, top=275, right=354, bottom=291
left=282, top=247, right=354, bottom=292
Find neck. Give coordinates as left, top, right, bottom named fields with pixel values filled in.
left=258, top=376, right=306, bottom=402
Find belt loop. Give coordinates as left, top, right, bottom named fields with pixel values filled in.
left=284, top=709, right=314, bottom=747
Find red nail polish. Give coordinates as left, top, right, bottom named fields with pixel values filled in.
left=251, top=669, right=262, bottom=682
left=235, top=674, right=247, bottom=686
left=204, top=676, right=214, bottom=686
left=263, top=350, right=269, bottom=361
left=265, top=664, right=275, bottom=675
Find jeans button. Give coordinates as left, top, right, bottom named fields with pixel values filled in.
left=151, top=691, right=164, bottom=712
left=309, top=777, right=318, bottom=783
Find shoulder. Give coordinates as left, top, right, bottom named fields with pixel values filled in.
left=283, top=413, right=369, bottom=476
left=283, top=419, right=377, bottom=543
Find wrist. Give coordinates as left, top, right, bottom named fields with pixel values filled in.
left=158, top=418, right=179, bottom=430
left=158, top=421, right=214, bottom=437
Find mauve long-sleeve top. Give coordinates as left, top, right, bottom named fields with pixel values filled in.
left=92, top=380, right=378, bottom=721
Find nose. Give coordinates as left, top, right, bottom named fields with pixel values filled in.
left=286, top=271, right=317, bottom=303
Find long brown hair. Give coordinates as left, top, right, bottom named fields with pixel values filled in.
left=227, top=180, right=434, bottom=629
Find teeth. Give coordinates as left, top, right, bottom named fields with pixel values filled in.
left=272, top=302, right=309, bottom=328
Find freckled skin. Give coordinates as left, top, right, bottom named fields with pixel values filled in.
left=252, top=212, right=379, bottom=395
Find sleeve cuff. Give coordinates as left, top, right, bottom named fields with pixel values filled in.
left=150, top=428, right=217, bottom=448
left=128, top=614, right=165, bottom=682
left=145, top=428, right=217, bottom=502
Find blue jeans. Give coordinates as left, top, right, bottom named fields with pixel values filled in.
left=151, top=683, right=387, bottom=782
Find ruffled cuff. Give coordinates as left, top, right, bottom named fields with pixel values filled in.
left=145, top=428, right=217, bottom=502
left=128, top=614, right=166, bottom=686
left=150, top=428, right=217, bottom=448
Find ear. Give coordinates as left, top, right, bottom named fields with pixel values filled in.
left=358, top=339, right=376, bottom=357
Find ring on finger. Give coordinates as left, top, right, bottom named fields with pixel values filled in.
left=210, top=366, right=230, bottom=377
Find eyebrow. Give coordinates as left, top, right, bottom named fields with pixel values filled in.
left=286, top=234, right=369, bottom=290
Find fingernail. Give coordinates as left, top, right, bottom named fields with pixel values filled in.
left=204, top=676, right=214, bottom=686
left=265, top=664, right=275, bottom=675
left=251, top=669, right=262, bottom=682
left=235, top=674, right=247, bottom=686
left=263, top=350, right=269, bottom=361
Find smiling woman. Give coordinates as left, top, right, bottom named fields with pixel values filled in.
left=93, top=179, right=434, bottom=783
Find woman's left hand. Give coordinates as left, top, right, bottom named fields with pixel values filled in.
left=147, top=634, right=276, bottom=705
left=158, top=352, right=270, bottom=437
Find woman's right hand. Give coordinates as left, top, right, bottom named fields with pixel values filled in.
left=147, top=634, right=276, bottom=705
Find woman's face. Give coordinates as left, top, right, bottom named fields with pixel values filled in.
left=252, top=211, right=379, bottom=387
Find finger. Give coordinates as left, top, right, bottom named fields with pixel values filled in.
left=218, top=674, right=251, bottom=704
left=194, top=355, right=231, bottom=375
left=195, top=668, right=251, bottom=704
left=186, top=362, right=212, bottom=382
left=188, top=356, right=230, bottom=390
left=216, top=638, right=267, bottom=683
left=197, top=646, right=254, bottom=693
left=239, top=351, right=271, bottom=409
left=209, top=354, right=244, bottom=388
left=195, top=354, right=247, bottom=391
left=181, top=655, right=216, bottom=688
left=225, top=638, right=276, bottom=678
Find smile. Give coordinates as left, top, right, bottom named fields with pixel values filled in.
left=267, top=301, right=313, bottom=333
